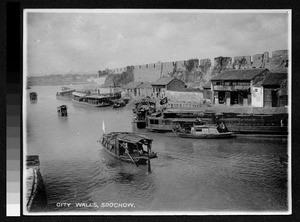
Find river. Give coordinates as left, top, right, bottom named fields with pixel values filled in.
left=24, top=85, right=289, bottom=214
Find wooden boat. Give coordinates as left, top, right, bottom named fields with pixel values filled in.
left=99, top=132, right=157, bottom=165
left=57, top=105, right=68, bottom=116
left=72, top=91, right=119, bottom=107
left=146, top=109, right=215, bottom=132
left=218, top=113, right=288, bottom=135
left=56, top=89, right=75, bottom=99
left=175, top=124, right=236, bottom=139
left=132, top=97, right=156, bottom=129
left=112, top=99, right=126, bottom=108
left=30, top=92, right=37, bottom=101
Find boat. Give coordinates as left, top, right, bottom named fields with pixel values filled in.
left=174, top=123, right=236, bottom=139
left=99, top=132, right=157, bottom=165
left=112, top=99, right=126, bottom=108
left=146, top=109, right=215, bottom=132
left=56, top=89, right=75, bottom=99
left=29, top=92, right=37, bottom=101
left=57, top=105, right=68, bottom=116
left=71, top=91, right=121, bottom=107
left=132, top=97, right=156, bottom=129
left=218, top=113, right=288, bottom=135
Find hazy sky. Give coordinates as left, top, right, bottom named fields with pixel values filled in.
left=25, top=10, right=289, bottom=76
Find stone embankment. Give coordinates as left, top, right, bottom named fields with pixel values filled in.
left=26, top=155, right=47, bottom=213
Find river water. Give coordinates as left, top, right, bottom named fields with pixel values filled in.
left=24, top=85, right=289, bottom=214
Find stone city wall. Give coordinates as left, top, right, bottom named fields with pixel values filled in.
left=100, top=49, right=288, bottom=87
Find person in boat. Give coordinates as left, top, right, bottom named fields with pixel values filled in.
left=216, top=121, right=228, bottom=133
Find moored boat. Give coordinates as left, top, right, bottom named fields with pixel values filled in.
left=57, top=105, right=68, bottom=116
left=112, top=99, right=126, bottom=108
left=175, top=124, right=236, bottom=139
left=99, top=132, right=157, bottom=165
left=132, top=97, right=156, bottom=129
left=30, top=92, right=37, bottom=101
left=71, top=91, right=113, bottom=107
left=56, top=89, right=75, bottom=99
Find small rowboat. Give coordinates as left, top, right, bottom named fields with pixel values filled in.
left=176, top=124, right=236, bottom=139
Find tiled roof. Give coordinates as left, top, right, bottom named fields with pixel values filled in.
left=203, top=82, right=211, bottom=89
left=124, top=81, right=143, bottom=89
left=261, top=73, right=287, bottom=86
left=137, top=82, right=153, bottom=89
left=151, top=76, right=176, bottom=86
left=211, top=68, right=268, bottom=81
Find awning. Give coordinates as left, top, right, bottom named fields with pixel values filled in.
left=72, top=91, right=87, bottom=97
left=117, top=133, right=152, bottom=143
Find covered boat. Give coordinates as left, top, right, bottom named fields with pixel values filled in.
left=174, top=123, right=236, bottom=139
left=30, top=92, right=37, bottom=101
left=57, top=105, right=68, bottom=116
left=99, top=132, right=157, bottom=165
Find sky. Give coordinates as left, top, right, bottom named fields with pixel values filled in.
left=25, top=10, right=290, bottom=76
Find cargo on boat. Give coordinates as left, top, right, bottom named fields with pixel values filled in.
left=99, top=132, right=157, bottom=165
left=132, top=97, right=156, bottom=129
left=57, top=105, right=68, bottom=116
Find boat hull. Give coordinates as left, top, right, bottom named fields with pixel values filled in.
left=178, top=132, right=236, bottom=139
left=72, top=99, right=111, bottom=107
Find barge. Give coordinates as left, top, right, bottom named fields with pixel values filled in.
left=71, top=91, right=121, bottom=107
left=145, top=108, right=288, bottom=135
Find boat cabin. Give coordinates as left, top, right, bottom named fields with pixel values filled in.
left=57, top=105, right=68, bottom=116
left=29, top=92, right=37, bottom=101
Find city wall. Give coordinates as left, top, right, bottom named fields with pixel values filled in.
left=100, top=50, right=288, bottom=87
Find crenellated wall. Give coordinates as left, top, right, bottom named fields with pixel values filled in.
left=100, top=49, right=288, bottom=87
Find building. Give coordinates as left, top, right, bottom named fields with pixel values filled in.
left=124, top=81, right=143, bottom=98
left=210, top=68, right=269, bottom=106
left=260, top=73, right=288, bottom=107
left=151, top=77, right=186, bottom=98
left=202, top=82, right=212, bottom=101
left=137, top=82, right=153, bottom=98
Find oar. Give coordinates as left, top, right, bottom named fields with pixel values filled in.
left=126, top=150, right=139, bottom=167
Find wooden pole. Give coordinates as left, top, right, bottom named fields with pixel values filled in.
left=147, top=145, right=151, bottom=173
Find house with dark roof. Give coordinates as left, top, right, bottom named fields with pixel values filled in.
left=124, top=81, right=143, bottom=98
left=210, top=68, right=269, bottom=106
left=151, top=76, right=185, bottom=98
left=261, top=73, right=288, bottom=107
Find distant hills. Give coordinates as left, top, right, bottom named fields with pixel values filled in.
left=27, top=73, right=98, bottom=86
